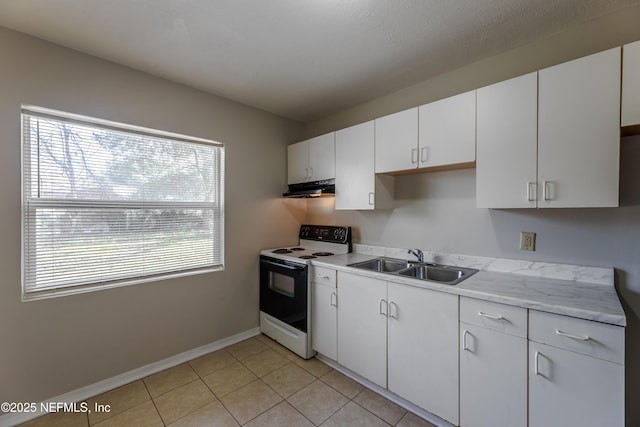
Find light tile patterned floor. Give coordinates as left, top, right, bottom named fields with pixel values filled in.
left=19, top=335, right=437, bottom=427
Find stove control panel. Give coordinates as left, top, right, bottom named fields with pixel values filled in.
left=299, top=224, right=352, bottom=244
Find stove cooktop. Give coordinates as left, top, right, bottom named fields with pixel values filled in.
left=261, top=224, right=352, bottom=264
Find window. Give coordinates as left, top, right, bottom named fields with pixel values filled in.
left=21, top=106, right=224, bottom=300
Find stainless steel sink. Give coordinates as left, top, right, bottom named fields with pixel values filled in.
left=347, top=257, right=411, bottom=273
left=397, top=264, right=478, bottom=285
left=347, top=257, right=478, bottom=285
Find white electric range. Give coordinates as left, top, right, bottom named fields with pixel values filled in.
left=259, top=224, right=352, bottom=358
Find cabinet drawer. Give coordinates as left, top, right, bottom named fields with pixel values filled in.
left=529, top=310, right=624, bottom=364
left=460, top=297, right=527, bottom=338
left=311, top=266, right=336, bottom=287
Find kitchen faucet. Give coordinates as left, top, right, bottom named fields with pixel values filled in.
left=408, top=248, right=424, bottom=263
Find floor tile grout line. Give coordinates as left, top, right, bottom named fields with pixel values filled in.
left=86, top=380, right=153, bottom=427
left=235, top=379, right=285, bottom=426
left=139, top=379, right=165, bottom=426
left=151, top=378, right=219, bottom=427
left=188, top=367, right=245, bottom=426
left=188, top=348, right=240, bottom=380
left=351, top=399, right=395, bottom=427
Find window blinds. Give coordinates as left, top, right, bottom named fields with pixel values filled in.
left=22, top=106, right=224, bottom=299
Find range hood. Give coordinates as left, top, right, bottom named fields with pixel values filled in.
left=283, top=179, right=335, bottom=198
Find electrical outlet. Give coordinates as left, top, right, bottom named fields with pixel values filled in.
left=520, top=232, right=536, bottom=251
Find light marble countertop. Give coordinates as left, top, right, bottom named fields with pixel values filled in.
left=310, top=247, right=626, bottom=327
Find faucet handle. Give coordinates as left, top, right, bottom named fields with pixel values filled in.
left=408, top=248, right=424, bottom=263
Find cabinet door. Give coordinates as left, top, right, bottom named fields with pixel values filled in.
left=335, top=121, right=376, bottom=210
left=476, top=73, right=538, bottom=208
left=336, top=271, right=387, bottom=387
left=375, top=108, right=419, bottom=173
left=311, top=281, right=337, bottom=360
left=418, top=90, right=476, bottom=168
left=538, top=47, right=620, bottom=208
left=308, top=132, right=335, bottom=181
left=287, top=140, right=309, bottom=184
left=387, top=282, right=459, bottom=424
left=460, top=323, right=527, bottom=427
left=529, top=342, right=624, bottom=427
left=622, top=40, right=640, bottom=127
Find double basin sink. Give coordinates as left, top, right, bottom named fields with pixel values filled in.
left=347, top=257, right=478, bottom=286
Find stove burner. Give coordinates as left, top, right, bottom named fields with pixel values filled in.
left=272, top=248, right=292, bottom=254
left=312, top=252, right=334, bottom=257
left=299, top=255, right=317, bottom=259
left=290, top=247, right=305, bottom=251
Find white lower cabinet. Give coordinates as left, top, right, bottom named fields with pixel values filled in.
left=388, top=282, right=459, bottom=425
left=336, top=271, right=388, bottom=387
left=529, top=342, right=624, bottom=427
left=336, top=271, right=459, bottom=424
left=459, top=298, right=528, bottom=427
left=311, top=266, right=338, bottom=360
left=327, top=270, right=626, bottom=427
left=529, top=310, right=625, bottom=427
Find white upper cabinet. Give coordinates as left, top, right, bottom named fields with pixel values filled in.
left=477, top=48, right=621, bottom=209
left=287, top=132, right=335, bottom=185
left=287, top=141, right=309, bottom=185
left=375, top=91, right=475, bottom=174
left=335, top=121, right=394, bottom=210
left=622, top=40, right=640, bottom=127
left=538, top=47, right=620, bottom=208
left=476, top=72, right=538, bottom=208
left=418, top=90, right=476, bottom=168
left=375, top=107, right=419, bottom=173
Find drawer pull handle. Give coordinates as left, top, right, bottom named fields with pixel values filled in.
left=316, top=274, right=331, bottom=280
left=478, top=311, right=505, bottom=321
left=555, top=329, right=590, bottom=341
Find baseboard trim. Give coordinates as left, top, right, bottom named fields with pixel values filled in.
left=0, top=327, right=260, bottom=427
left=315, top=353, right=455, bottom=427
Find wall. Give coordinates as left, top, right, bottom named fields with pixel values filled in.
left=0, top=27, right=305, bottom=404
left=303, top=4, right=640, bottom=426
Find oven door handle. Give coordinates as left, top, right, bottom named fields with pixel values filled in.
left=262, top=258, right=307, bottom=272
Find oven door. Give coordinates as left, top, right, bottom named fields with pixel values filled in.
left=260, top=255, right=308, bottom=332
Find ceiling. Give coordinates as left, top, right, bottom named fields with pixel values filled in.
left=0, top=0, right=638, bottom=123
